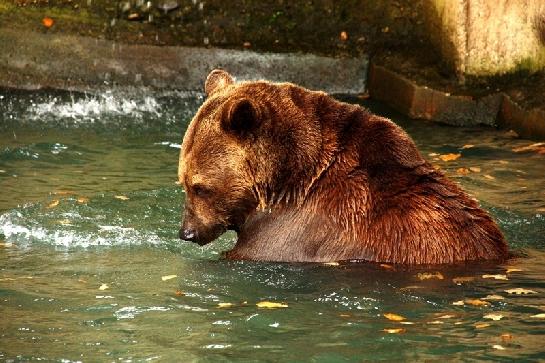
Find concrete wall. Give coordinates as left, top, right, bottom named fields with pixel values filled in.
left=426, top=0, right=545, bottom=78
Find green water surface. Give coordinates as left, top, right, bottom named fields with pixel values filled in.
left=0, top=89, right=544, bottom=362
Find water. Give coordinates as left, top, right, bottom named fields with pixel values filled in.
left=1, top=89, right=544, bottom=362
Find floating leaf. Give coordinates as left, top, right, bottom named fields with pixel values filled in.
left=506, top=268, right=522, bottom=274
left=384, top=313, right=405, bottom=321
left=505, top=288, right=537, bottom=295
left=323, top=262, right=339, bottom=266
left=483, top=174, right=496, bottom=180
left=161, top=275, right=177, bottom=281
left=456, top=168, right=470, bottom=175
left=427, top=320, right=444, bottom=325
left=218, top=302, right=234, bottom=308
left=482, top=274, right=508, bottom=280
left=399, top=321, right=415, bottom=325
left=469, top=167, right=481, bottom=173
left=98, top=283, right=109, bottom=291
left=475, top=323, right=490, bottom=329
left=437, top=314, right=455, bottom=319
left=115, top=195, right=130, bottom=201
left=484, top=313, right=503, bottom=321
left=417, top=272, right=444, bottom=280
left=512, top=142, right=545, bottom=154
left=492, top=344, right=506, bottom=350
left=452, top=276, right=475, bottom=284
left=461, top=144, right=475, bottom=149
left=382, top=328, right=404, bottom=334
left=380, top=263, right=394, bottom=270
left=339, top=31, right=348, bottom=41
left=47, top=200, right=60, bottom=208
left=42, top=16, right=54, bottom=28
left=77, top=197, right=90, bottom=204
left=339, top=313, right=351, bottom=318
left=465, top=299, right=490, bottom=306
left=175, top=290, right=185, bottom=296
left=439, top=153, right=461, bottom=162
left=500, top=333, right=513, bottom=342
left=483, top=294, right=504, bottom=301
left=452, top=300, right=465, bottom=306
left=530, top=313, right=545, bottom=318
left=256, top=301, right=288, bottom=309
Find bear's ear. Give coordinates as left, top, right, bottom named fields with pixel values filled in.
left=221, top=98, right=261, bottom=137
left=205, top=69, right=234, bottom=96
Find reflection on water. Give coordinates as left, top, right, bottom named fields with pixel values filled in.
left=0, top=89, right=544, bottom=361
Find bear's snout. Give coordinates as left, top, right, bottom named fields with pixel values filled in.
left=179, top=227, right=196, bottom=242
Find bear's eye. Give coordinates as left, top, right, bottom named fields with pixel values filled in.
left=193, top=184, right=213, bottom=198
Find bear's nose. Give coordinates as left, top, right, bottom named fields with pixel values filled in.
left=179, top=227, right=196, bottom=241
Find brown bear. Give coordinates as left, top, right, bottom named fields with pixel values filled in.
left=178, top=69, right=508, bottom=264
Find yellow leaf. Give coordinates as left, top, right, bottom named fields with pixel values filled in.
left=484, top=174, right=496, bottom=180
left=427, top=320, right=444, bottom=325
left=417, top=272, right=444, bottom=281
left=256, top=301, right=288, bottom=309
left=475, top=322, right=490, bottom=329
left=439, top=153, right=461, bottom=162
left=505, top=288, right=537, bottom=295
left=382, top=328, right=404, bottom=334
left=437, top=314, right=455, bottom=319
left=175, top=290, right=184, bottom=296
left=217, top=302, right=234, bottom=308
left=500, top=333, right=513, bottom=342
left=115, top=195, right=130, bottom=201
left=339, top=313, right=351, bottom=318
left=54, top=190, right=75, bottom=196
left=482, top=274, right=508, bottom=280
left=483, top=294, right=504, bottom=301
left=399, top=321, right=415, bottom=325
left=323, top=262, right=339, bottom=266
left=452, top=276, right=475, bottom=284
left=98, top=283, right=109, bottom=291
left=77, top=197, right=89, bottom=204
left=469, top=167, right=481, bottom=173
left=530, top=313, right=545, bottom=318
left=161, top=275, right=177, bottom=281
left=492, top=344, right=506, bottom=350
left=483, top=313, right=503, bottom=321
left=384, top=313, right=405, bottom=321
left=380, top=263, right=394, bottom=270
left=465, top=299, right=490, bottom=306
left=506, top=268, right=522, bottom=274
left=452, top=300, right=465, bottom=306
left=461, top=144, right=475, bottom=149
left=47, top=200, right=60, bottom=208
left=456, top=168, right=470, bottom=175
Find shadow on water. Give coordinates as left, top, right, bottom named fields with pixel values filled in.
left=0, top=89, right=544, bottom=361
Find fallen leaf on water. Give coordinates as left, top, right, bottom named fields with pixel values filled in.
left=218, top=302, right=234, bottom=308
left=98, top=283, right=109, bottom=291
left=115, top=195, right=130, bottom=201
left=77, top=197, right=89, bottom=204
left=339, top=313, right=351, bottom=318
left=461, top=144, right=475, bottom=149
left=512, top=142, right=545, bottom=154
left=384, top=313, right=405, bottom=321
left=42, top=16, right=54, bottom=28
left=500, top=333, right=513, bottom=342
left=465, top=299, right=490, bottom=306
left=439, top=153, right=461, bottom=162
left=469, top=167, right=481, bottom=173
left=400, top=285, right=424, bottom=290
left=437, top=314, right=455, bottom=319
left=54, top=190, right=76, bottom=196
left=427, top=320, right=444, bottom=325
left=506, top=268, right=522, bottom=274
left=482, top=274, right=508, bottom=280
left=78, top=278, right=87, bottom=283
left=456, top=168, right=470, bottom=175
left=175, top=290, right=184, bottom=296
left=339, top=31, right=348, bottom=41
left=475, top=323, right=491, bottom=329
left=382, top=328, right=404, bottom=334
left=530, top=313, right=545, bottom=318
left=399, top=321, right=415, bottom=325
left=505, top=288, right=537, bottom=295
left=323, top=262, right=339, bottom=266
left=417, top=272, right=444, bottom=280
left=452, top=276, right=475, bottom=284
left=492, top=344, right=506, bottom=350
left=428, top=153, right=439, bottom=157
left=380, top=263, right=394, bottom=270
left=161, top=275, right=177, bottom=281
left=452, top=300, right=465, bottom=306
left=484, top=174, right=496, bottom=180
left=484, top=313, right=504, bottom=321
left=47, top=200, right=60, bottom=208
left=483, top=295, right=504, bottom=301
left=256, top=301, right=288, bottom=309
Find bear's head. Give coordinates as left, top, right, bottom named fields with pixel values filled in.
left=178, top=70, right=325, bottom=245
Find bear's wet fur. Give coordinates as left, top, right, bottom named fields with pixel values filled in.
left=178, top=69, right=508, bottom=264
